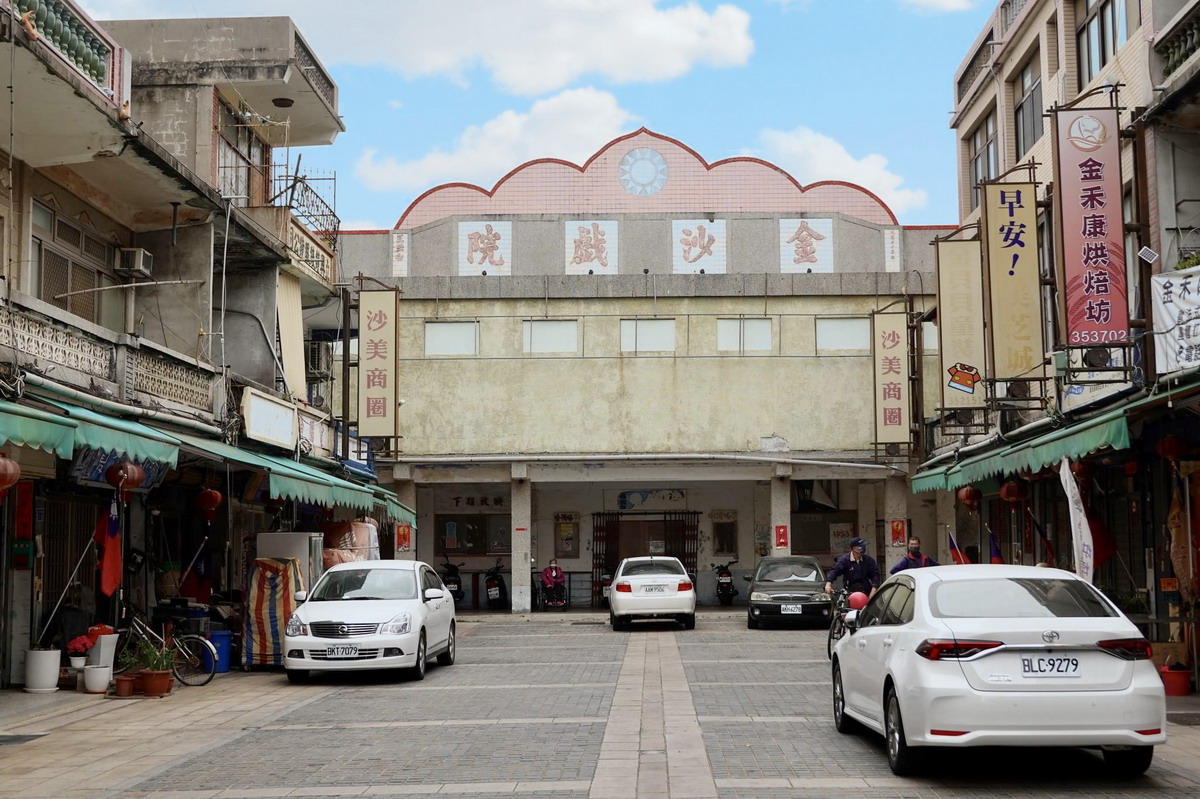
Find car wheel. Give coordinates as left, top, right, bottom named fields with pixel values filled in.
left=884, top=688, right=919, bottom=776
left=746, top=614, right=759, bottom=630
left=681, top=613, right=696, bottom=630
left=1102, top=746, right=1154, bottom=777
left=832, top=663, right=858, bottom=734
left=436, top=623, right=456, bottom=666
left=285, top=669, right=308, bottom=685
left=409, top=632, right=427, bottom=681
left=610, top=611, right=624, bottom=631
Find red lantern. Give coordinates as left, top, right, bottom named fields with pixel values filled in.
left=956, top=485, right=982, bottom=511
left=0, top=453, right=21, bottom=502
left=104, top=461, right=144, bottom=501
left=1156, top=435, right=1189, bottom=463
left=194, top=488, right=223, bottom=523
left=999, top=480, right=1029, bottom=504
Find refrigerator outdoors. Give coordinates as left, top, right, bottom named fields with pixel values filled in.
left=256, top=532, right=325, bottom=591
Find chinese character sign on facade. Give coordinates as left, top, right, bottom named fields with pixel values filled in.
left=458, top=221, right=513, bottom=276
left=1052, top=108, right=1129, bottom=345
left=934, top=239, right=987, bottom=410
left=779, top=218, right=834, bottom=273
left=982, top=183, right=1043, bottom=381
left=672, top=219, right=727, bottom=274
left=883, top=228, right=901, bottom=273
left=1152, top=265, right=1200, bottom=375
left=872, top=311, right=910, bottom=445
left=356, top=290, right=398, bottom=438
left=390, top=231, right=408, bottom=278
left=565, top=221, right=619, bottom=275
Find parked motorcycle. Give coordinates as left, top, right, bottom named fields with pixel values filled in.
left=484, top=558, right=509, bottom=610
left=713, top=560, right=738, bottom=606
left=599, top=565, right=615, bottom=609
left=440, top=557, right=465, bottom=603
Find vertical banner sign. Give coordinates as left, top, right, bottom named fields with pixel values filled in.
left=935, top=240, right=987, bottom=409
left=357, top=290, right=398, bottom=438
left=1052, top=107, right=1129, bottom=346
left=1151, top=265, right=1200, bottom=375
left=982, top=183, right=1044, bottom=380
left=873, top=311, right=910, bottom=444
left=775, top=525, right=789, bottom=549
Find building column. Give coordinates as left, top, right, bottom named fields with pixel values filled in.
left=881, top=476, right=909, bottom=574
left=510, top=464, right=531, bottom=613
left=770, top=466, right=791, bottom=556
left=856, top=482, right=877, bottom=549
left=396, top=479, right=416, bottom=562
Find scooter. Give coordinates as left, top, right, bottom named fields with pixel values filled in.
left=440, top=557, right=465, bottom=603
left=713, top=560, right=738, bottom=606
left=484, top=558, right=509, bottom=610
left=599, top=565, right=615, bottom=609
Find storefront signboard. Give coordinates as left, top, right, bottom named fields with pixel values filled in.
left=935, top=239, right=986, bottom=409
left=872, top=311, right=910, bottom=444
left=981, top=182, right=1044, bottom=381
left=1151, top=264, right=1200, bottom=375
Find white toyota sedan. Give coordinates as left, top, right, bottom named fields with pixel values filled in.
left=609, top=556, right=696, bottom=630
left=283, top=559, right=455, bottom=683
left=832, top=564, right=1165, bottom=777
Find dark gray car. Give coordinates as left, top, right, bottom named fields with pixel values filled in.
left=745, top=556, right=831, bottom=629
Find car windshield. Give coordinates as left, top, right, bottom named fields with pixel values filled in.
left=931, top=578, right=1118, bottom=618
left=622, top=560, right=685, bottom=576
left=755, top=562, right=822, bottom=582
left=310, top=568, right=418, bottom=601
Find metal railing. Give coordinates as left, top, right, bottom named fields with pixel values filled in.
left=1000, top=0, right=1031, bottom=33
left=1157, top=2, right=1200, bottom=78
left=294, top=32, right=335, bottom=109
left=957, top=34, right=994, bottom=104
left=13, top=0, right=112, bottom=87
left=271, top=161, right=339, bottom=250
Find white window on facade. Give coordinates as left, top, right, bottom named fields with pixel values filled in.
left=1014, top=55, right=1043, bottom=159
left=1076, top=0, right=1128, bottom=89
left=523, top=320, right=579, bottom=354
left=815, top=317, right=870, bottom=353
left=969, top=111, right=997, bottom=211
left=424, top=321, right=479, bottom=356
left=217, top=101, right=271, bottom=207
left=717, top=318, right=772, bottom=353
left=921, top=321, right=939, bottom=352
left=620, top=319, right=676, bottom=353
left=30, top=200, right=120, bottom=328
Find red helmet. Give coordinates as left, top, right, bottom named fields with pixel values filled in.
left=848, top=591, right=869, bottom=610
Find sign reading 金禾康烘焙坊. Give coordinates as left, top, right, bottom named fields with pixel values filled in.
left=356, top=290, right=398, bottom=439
left=1152, top=265, right=1200, bottom=375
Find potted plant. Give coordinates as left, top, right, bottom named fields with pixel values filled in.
left=66, top=635, right=92, bottom=670
left=23, top=646, right=61, bottom=694
left=138, top=640, right=174, bottom=697
left=115, top=645, right=145, bottom=696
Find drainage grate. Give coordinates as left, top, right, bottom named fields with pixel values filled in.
left=0, top=734, right=47, bottom=746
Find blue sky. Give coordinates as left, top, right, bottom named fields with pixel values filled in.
left=84, top=0, right=995, bottom=229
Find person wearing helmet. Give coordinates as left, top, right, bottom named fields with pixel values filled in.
left=823, top=537, right=880, bottom=599
left=889, top=536, right=940, bottom=574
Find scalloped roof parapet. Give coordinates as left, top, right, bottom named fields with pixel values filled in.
left=395, top=128, right=897, bottom=230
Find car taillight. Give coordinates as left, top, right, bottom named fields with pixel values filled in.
left=677, top=581, right=693, bottom=592
left=615, top=581, right=632, bottom=593
left=1098, top=638, right=1152, bottom=660
left=915, top=639, right=1002, bottom=660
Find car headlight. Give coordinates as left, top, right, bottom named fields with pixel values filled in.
left=285, top=614, right=308, bottom=637
left=379, top=612, right=411, bottom=635
left=813, top=593, right=832, bottom=602
left=750, top=592, right=771, bottom=601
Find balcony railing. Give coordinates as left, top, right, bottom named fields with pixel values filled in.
left=272, top=163, right=340, bottom=250
left=1157, top=2, right=1200, bottom=78
left=12, top=0, right=113, bottom=89
left=294, top=32, right=335, bottom=109
left=289, top=218, right=334, bottom=284
left=1000, top=0, right=1031, bottom=34
left=957, top=34, right=993, bottom=104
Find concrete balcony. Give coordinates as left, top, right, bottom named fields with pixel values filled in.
left=242, top=205, right=336, bottom=300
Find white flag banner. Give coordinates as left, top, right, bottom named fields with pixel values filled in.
left=1059, top=457, right=1094, bottom=584
left=1152, top=264, right=1200, bottom=375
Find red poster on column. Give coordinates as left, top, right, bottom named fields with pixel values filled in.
left=775, top=525, right=788, bottom=549
left=890, top=519, right=907, bottom=546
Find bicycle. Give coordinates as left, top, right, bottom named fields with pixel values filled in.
left=826, top=589, right=851, bottom=660
left=113, top=605, right=218, bottom=686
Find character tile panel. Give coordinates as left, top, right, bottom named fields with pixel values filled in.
left=673, top=219, right=727, bottom=274
left=565, top=221, right=618, bottom=275
left=779, top=219, right=833, bottom=273
left=391, top=231, right=408, bottom=278
left=458, top=221, right=512, bottom=276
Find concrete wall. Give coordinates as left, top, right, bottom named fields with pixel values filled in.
left=104, top=17, right=294, bottom=67
left=125, top=85, right=210, bottom=183
left=220, top=269, right=279, bottom=388
left=134, top=225, right=214, bottom=356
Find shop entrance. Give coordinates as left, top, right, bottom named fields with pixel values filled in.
left=591, top=511, right=699, bottom=606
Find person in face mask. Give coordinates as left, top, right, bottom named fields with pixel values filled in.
left=889, top=536, right=940, bottom=574
left=824, top=537, right=880, bottom=599
left=541, top=559, right=567, bottom=607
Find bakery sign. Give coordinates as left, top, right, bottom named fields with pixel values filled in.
left=935, top=238, right=986, bottom=410
left=872, top=311, right=910, bottom=445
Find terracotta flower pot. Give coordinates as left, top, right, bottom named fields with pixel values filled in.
left=114, top=674, right=135, bottom=698
left=140, top=669, right=173, bottom=697
left=131, top=671, right=145, bottom=694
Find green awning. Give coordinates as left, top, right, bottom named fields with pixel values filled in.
left=910, top=466, right=948, bottom=493
left=256, top=452, right=377, bottom=512
left=46, top=400, right=179, bottom=467
left=373, top=486, right=416, bottom=527
left=0, top=399, right=77, bottom=458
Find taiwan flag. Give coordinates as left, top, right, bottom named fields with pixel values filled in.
left=989, top=532, right=1005, bottom=564
left=948, top=531, right=971, bottom=564
left=1027, top=507, right=1056, bottom=565
left=93, top=499, right=122, bottom=596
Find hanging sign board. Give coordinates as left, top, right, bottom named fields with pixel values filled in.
left=935, top=239, right=986, bottom=409
left=357, top=290, right=398, bottom=438
left=981, top=182, right=1044, bottom=380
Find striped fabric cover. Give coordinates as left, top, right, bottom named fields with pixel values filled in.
left=244, top=557, right=304, bottom=666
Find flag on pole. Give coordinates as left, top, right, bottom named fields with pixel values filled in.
left=948, top=530, right=971, bottom=564
left=92, top=499, right=122, bottom=596
left=1060, top=456, right=1094, bottom=583
left=1026, top=506, right=1056, bottom=565
left=988, top=529, right=1005, bottom=564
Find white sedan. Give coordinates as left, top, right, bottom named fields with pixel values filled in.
left=283, top=559, right=455, bottom=683
left=832, top=564, right=1165, bottom=776
left=609, top=556, right=696, bottom=630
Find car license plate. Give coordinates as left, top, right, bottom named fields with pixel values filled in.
left=326, top=645, right=358, bottom=658
left=644, top=585, right=666, bottom=593
left=781, top=604, right=804, bottom=614
left=1021, top=655, right=1081, bottom=677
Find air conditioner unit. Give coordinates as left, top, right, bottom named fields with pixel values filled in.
left=116, top=248, right=153, bottom=280
left=305, top=340, right=333, bottom=376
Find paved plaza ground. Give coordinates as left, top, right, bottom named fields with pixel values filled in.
left=3, top=609, right=1200, bottom=798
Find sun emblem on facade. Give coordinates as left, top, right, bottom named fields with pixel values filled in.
left=618, top=148, right=669, bottom=197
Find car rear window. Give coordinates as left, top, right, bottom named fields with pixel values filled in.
left=622, top=560, right=685, bottom=576
left=930, top=578, right=1118, bottom=618
left=311, top=569, right=418, bottom=601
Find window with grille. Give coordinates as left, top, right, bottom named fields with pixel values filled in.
left=969, top=111, right=997, bottom=211
left=1014, top=56, right=1043, bottom=159
left=1076, top=0, right=1129, bottom=89
left=30, top=202, right=118, bottom=327
left=217, top=101, right=271, bottom=206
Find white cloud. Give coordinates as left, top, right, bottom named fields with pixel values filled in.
left=356, top=88, right=637, bottom=193
left=340, top=219, right=385, bottom=230
left=83, top=1, right=753, bottom=95
left=755, top=126, right=927, bottom=215
left=387, top=100, right=404, bottom=110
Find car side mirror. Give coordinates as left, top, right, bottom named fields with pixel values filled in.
left=294, top=590, right=307, bottom=603
left=843, top=609, right=860, bottom=633
left=424, top=587, right=446, bottom=602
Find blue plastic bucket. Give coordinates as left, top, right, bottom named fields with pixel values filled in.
left=203, top=630, right=233, bottom=673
